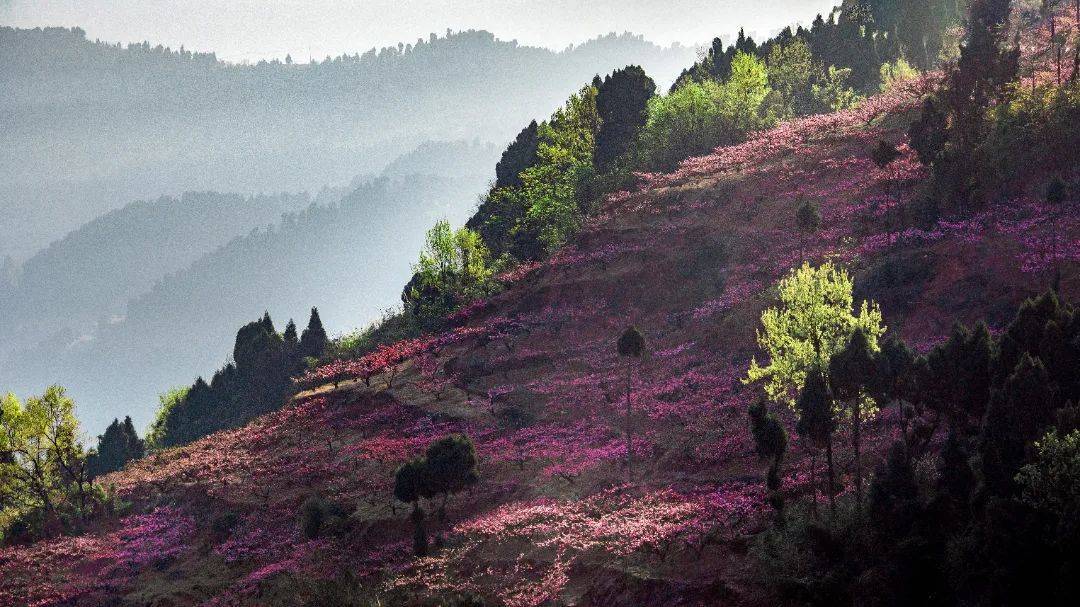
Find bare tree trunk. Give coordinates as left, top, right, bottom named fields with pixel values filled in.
left=810, top=449, right=819, bottom=518
left=625, top=362, right=634, bottom=474
left=826, top=438, right=836, bottom=515
left=1052, top=17, right=1062, bottom=85
left=852, top=397, right=863, bottom=507
left=1054, top=209, right=1060, bottom=292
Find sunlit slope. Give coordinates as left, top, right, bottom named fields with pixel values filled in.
left=2, top=76, right=1077, bottom=606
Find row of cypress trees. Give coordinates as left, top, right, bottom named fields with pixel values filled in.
left=85, top=307, right=330, bottom=478
left=150, top=308, right=329, bottom=449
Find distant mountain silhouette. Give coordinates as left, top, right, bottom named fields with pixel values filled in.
left=0, top=140, right=500, bottom=433
left=0, top=26, right=694, bottom=260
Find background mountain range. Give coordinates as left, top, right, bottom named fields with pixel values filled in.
left=0, top=26, right=695, bottom=433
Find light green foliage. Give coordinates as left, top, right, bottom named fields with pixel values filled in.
left=413, top=220, right=495, bottom=300
left=641, top=79, right=727, bottom=170
left=145, top=386, right=189, bottom=452
left=0, top=386, right=93, bottom=538
left=641, top=52, right=773, bottom=170
left=519, top=84, right=600, bottom=252
left=813, top=66, right=862, bottom=112
left=416, top=222, right=491, bottom=300
left=747, top=262, right=885, bottom=407
left=879, top=57, right=918, bottom=92
left=406, top=220, right=498, bottom=325
left=720, top=51, right=773, bottom=130
left=980, top=83, right=1080, bottom=192
left=767, top=38, right=818, bottom=119
left=1016, top=429, right=1080, bottom=540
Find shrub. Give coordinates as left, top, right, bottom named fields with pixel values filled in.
left=299, top=496, right=350, bottom=540
left=870, top=139, right=901, bottom=168
left=879, top=57, right=918, bottom=92
left=640, top=52, right=772, bottom=171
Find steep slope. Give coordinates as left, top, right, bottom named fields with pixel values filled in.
left=2, top=76, right=1077, bottom=606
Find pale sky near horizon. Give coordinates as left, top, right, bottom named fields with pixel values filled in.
left=2, top=0, right=837, bottom=62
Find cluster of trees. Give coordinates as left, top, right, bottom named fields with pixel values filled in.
left=465, top=74, right=615, bottom=262
left=400, top=65, right=659, bottom=330
left=86, top=417, right=144, bottom=479
left=446, top=0, right=953, bottom=319
left=402, top=221, right=499, bottom=331
left=676, top=0, right=961, bottom=113
left=746, top=262, right=885, bottom=517
left=351, top=1, right=960, bottom=362
left=909, top=0, right=1079, bottom=210
left=393, top=434, right=479, bottom=556
left=146, top=309, right=328, bottom=449
left=909, top=0, right=1021, bottom=206
left=641, top=51, right=774, bottom=170
left=0, top=387, right=127, bottom=544
left=747, top=263, right=1080, bottom=604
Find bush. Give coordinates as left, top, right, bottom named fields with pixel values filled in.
left=640, top=52, right=773, bottom=171
left=299, top=496, right=350, bottom=540
left=879, top=57, right=918, bottom=92
left=871, top=139, right=901, bottom=168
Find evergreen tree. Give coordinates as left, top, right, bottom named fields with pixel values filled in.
left=868, top=441, right=920, bottom=541
left=829, top=327, right=879, bottom=505
left=748, top=399, right=788, bottom=521
left=594, top=66, right=656, bottom=172
left=494, top=121, right=540, bottom=189
left=394, top=457, right=431, bottom=556
left=796, top=371, right=838, bottom=513
left=617, top=326, right=646, bottom=473
left=922, top=322, right=993, bottom=430
left=935, top=431, right=975, bottom=525
left=1046, top=177, right=1067, bottom=289
left=423, top=434, right=479, bottom=520
left=283, top=319, right=298, bottom=347
left=795, top=198, right=821, bottom=261
left=937, top=0, right=1020, bottom=204
left=87, top=416, right=145, bottom=478
left=981, top=353, right=1053, bottom=497
left=908, top=95, right=949, bottom=166
left=300, top=307, right=328, bottom=360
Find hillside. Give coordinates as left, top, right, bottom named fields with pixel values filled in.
left=2, top=71, right=1075, bottom=605
left=0, top=26, right=694, bottom=261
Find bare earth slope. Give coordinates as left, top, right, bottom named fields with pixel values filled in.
left=2, top=77, right=1078, bottom=606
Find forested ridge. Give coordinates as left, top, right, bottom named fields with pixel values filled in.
left=1, top=0, right=1079, bottom=605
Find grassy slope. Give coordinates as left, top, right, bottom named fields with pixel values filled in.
left=2, top=75, right=1078, bottom=607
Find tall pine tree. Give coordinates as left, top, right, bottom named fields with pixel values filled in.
left=300, top=307, right=328, bottom=360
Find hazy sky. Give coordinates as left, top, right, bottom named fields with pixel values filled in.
left=3, top=0, right=837, bottom=62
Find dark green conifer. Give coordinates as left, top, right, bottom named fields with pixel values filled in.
left=748, top=400, right=788, bottom=521
left=300, top=307, right=328, bottom=360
